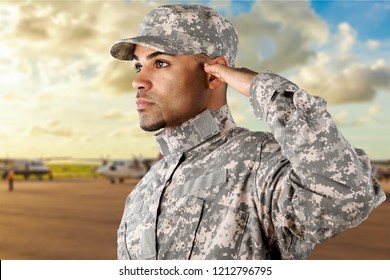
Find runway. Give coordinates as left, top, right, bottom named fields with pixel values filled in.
left=0, top=178, right=388, bottom=260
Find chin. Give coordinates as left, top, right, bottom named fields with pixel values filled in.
left=140, top=120, right=166, bottom=132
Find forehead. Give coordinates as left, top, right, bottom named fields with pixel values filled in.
left=133, top=45, right=173, bottom=60
left=132, top=44, right=207, bottom=66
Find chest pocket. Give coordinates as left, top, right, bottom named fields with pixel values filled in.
left=117, top=200, right=144, bottom=260
left=190, top=201, right=249, bottom=259
left=162, top=169, right=249, bottom=259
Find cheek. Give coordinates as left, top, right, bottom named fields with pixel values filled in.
left=154, top=69, right=208, bottom=117
left=157, top=93, right=198, bottom=124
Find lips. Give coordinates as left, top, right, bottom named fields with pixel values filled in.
left=136, top=98, right=154, bottom=110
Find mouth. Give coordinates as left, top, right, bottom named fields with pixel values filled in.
left=136, top=98, right=154, bottom=110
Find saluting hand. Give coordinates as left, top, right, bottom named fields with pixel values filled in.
left=204, top=63, right=258, bottom=97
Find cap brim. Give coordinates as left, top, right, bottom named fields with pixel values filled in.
left=109, top=40, right=136, bottom=60
left=110, top=35, right=203, bottom=60
left=110, top=36, right=187, bottom=61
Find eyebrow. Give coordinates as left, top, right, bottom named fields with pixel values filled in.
left=133, top=51, right=175, bottom=61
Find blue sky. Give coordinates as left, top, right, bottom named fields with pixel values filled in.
left=0, top=0, right=389, bottom=160
left=312, top=0, right=390, bottom=40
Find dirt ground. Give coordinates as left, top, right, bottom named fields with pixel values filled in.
left=0, top=178, right=388, bottom=260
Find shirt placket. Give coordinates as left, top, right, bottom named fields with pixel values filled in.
left=139, top=152, right=184, bottom=259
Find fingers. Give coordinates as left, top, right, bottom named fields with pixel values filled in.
left=204, top=63, right=228, bottom=82
left=204, top=63, right=257, bottom=97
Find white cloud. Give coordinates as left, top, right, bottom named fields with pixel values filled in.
left=367, top=105, right=382, bottom=115
left=0, top=0, right=156, bottom=98
left=3, top=0, right=387, bottom=104
left=332, top=106, right=382, bottom=127
left=103, top=109, right=134, bottom=120
left=336, top=23, right=356, bottom=53
left=334, top=110, right=349, bottom=126
left=294, top=59, right=390, bottom=103
left=1, top=0, right=389, bottom=158
left=291, top=18, right=390, bottom=104
left=366, top=39, right=380, bottom=51
left=1, top=91, right=19, bottom=101
left=110, top=128, right=132, bottom=138
left=97, top=60, right=137, bottom=94
left=28, top=119, right=84, bottom=138
left=233, top=0, right=329, bottom=72
left=351, top=116, right=372, bottom=126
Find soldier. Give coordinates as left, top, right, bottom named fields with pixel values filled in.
left=110, top=4, right=385, bottom=259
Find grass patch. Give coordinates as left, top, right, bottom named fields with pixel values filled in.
left=47, top=163, right=100, bottom=179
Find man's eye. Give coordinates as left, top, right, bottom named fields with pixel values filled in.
left=134, top=64, right=142, bottom=73
left=156, top=60, right=168, bottom=68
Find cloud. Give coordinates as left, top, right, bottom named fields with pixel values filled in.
left=230, top=2, right=390, bottom=105
left=97, top=60, right=137, bottom=94
left=334, top=110, right=349, bottom=126
left=351, top=116, right=373, bottom=126
left=332, top=104, right=383, bottom=127
left=293, top=58, right=390, bottom=103
left=233, top=0, right=329, bottom=72
left=7, top=1, right=110, bottom=57
left=109, top=125, right=154, bottom=139
left=290, top=22, right=390, bottom=104
left=3, top=0, right=387, bottom=104
left=336, top=23, right=356, bottom=53
left=2, top=91, right=19, bottom=101
left=1, top=0, right=155, bottom=96
left=110, top=128, right=132, bottom=138
left=103, top=109, right=134, bottom=120
left=1, top=0, right=389, bottom=159
left=367, top=105, right=382, bottom=115
left=28, top=119, right=84, bottom=138
left=35, top=92, right=56, bottom=102
left=366, top=39, right=380, bottom=51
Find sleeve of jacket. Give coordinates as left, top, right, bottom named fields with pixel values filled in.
left=250, top=71, right=386, bottom=258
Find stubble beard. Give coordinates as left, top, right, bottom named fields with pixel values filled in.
left=140, top=120, right=166, bottom=132
left=138, top=112, right=166, bottom=132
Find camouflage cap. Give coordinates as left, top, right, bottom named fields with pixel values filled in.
left=110, top=4, right=239, bottom=66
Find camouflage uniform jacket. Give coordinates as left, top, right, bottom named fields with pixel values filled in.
left=117, top=72, right=385, bottom=260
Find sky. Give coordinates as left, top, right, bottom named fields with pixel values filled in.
left=0, top=0, right=389, bottom=161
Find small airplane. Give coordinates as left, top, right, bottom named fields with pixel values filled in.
left=371, top=160, right=390, bottom=181
left=95, top=157, right=158, bottom=184
left=373, top=166, right=390, bottom=181
left=0, top=158, right=53, bottom=180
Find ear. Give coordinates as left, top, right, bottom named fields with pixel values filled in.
left=207, top=56, right=229, bottom=90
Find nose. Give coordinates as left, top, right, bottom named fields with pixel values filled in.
left=132, top=69, right=152, bottom=91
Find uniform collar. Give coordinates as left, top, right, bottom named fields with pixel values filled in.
left=154, top=104, right=236, bottom=157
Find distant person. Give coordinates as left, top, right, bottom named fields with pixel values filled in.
left=110, top=4, right=386, bottom=259
left=7, top=171, right=14, bottom=192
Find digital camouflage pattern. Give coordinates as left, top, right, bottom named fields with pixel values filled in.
left=117, top=72, right=386, bottom=260
left=110, top=5, right=239, bottom=66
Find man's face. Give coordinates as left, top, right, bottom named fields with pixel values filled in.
left=132, top=45, right=210, bottom=131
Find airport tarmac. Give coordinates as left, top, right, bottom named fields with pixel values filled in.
left=0, top=178, right=389, bottom=260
